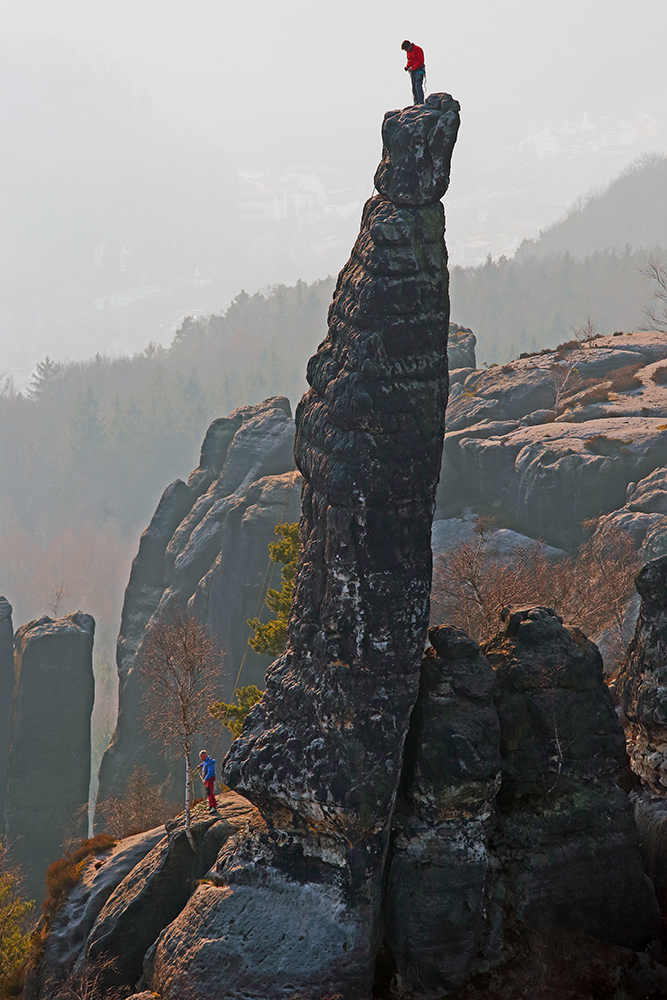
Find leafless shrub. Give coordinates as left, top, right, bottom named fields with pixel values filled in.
left=641, top=253, right=667, bottom=331
left=431, top=520, right=639, bottom=669
left=137, top=606, right=223, bottom=849
left=94, top=765, right=178, bottom=839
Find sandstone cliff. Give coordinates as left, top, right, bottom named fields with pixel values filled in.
left=5, top=612, right=95, bottom=900
left=438, top=331, right=667, bottom=547
left=97, top=397, right=301, bottom=802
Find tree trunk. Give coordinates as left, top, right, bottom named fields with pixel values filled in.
left=184, top=751, right=195, bottom=851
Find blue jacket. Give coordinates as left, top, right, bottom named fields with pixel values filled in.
left=201, top=756, right=216, bottom=781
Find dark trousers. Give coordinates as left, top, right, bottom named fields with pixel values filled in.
left=410, top=69, right=425, bottom=104
left=204, top=777, right=217, bottom=810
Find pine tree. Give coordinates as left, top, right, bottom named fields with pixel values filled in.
left=247, top=522, right=300, bottom=656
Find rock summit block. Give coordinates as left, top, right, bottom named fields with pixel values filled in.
left=374, top=93, right=460, bottom=205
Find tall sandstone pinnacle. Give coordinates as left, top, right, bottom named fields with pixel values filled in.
left=150, top=94, right=460, bottom=1000
left=4, top=612, right=95, bottom=901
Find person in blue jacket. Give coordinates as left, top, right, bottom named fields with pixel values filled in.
left=197, top=749, right=218, bottom=813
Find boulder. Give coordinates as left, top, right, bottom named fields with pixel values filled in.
left=5, top=612, right=95, bottom=901
left=0, top=596, right=13, bottom=826
left=151, top=94, right=460, bottom=1000
left=374, top=93, right=460, bottom=205
left=485, top=608, right=659, bottom=950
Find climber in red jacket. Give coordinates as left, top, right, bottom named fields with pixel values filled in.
left=401, top=40, right=425, bottom=105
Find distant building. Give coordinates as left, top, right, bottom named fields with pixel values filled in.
left=238, top=182, right=288, bottom=223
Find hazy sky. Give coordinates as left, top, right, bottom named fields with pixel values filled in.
left=1, top=0, right=666, bottom=377
left=4, top=0, right=666, bottom=169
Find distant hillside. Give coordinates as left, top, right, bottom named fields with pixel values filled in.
left=449, top=155, right=667, bottom=363
left=449, top=247, right=654, bottom=363
left=516, top=153, right=667, bottom=260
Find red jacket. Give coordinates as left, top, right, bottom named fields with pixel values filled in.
left=406, top=44, right=425, bottom=72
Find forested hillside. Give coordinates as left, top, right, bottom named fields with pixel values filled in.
left=451, top=154, right=667, bottom=362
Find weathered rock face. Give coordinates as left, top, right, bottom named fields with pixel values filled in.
left=374, top=93, right=459, bottom=205
left=614, top=556, right=667, bottom=940
left=439, top=332, right=667, bottom=547
left=24, top=826, right=165, bottom=1000
left=148, top=94, right=460, bottom=1000
left=447, top=324, right=476, bottom=371
left=385, top=625, right=501, bottom=991
left=486, top=607, right=658, bottom=950
left=26, top=794, right=257, bottom=1000
left=0, top=597, right=13, bottom=826
left=30, top=613, right=662, bottom=998
left=97, top=397, right=301, bottom=803
left=618, top=556, right=667, bottom=791
left=5, top=612, right=95, bottom=900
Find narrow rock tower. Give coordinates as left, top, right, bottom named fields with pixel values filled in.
left=150, top=95, right=460, bottom=1000
left=5, top=613, right=95, bottom=900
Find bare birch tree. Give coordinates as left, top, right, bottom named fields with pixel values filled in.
left=137, top=606, right=223, bottom=850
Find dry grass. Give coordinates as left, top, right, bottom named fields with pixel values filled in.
left=607, top=363, right=643, bottom=391
left=43, top=835, right=116, bottom=924
left=583, top=435, right=631, bottom=456
left=651, top=365, right=667, bottom=385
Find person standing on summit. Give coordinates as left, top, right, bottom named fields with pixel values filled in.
left=401, top=39, right=426, bottom=104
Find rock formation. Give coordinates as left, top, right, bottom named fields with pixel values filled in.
left=438, top=332, right=667, bottom=547
left=385, top=625, right=501, bottom=992
left=617, top=555, right=667, bottom=919
left=145, top=93, right=460, bottom=1000
left=485, top=607, right=658, bottom=951
left=31, top=613, right=661, bottom=999
left=0, top=597, right=13, bottom=827
left=25, top=794, right=257, bottom=999
left=618, top=556, right=667, bottom=792
left=4, top=612, right=95, bottom=900
left=97, top=397, right=301, bottom=802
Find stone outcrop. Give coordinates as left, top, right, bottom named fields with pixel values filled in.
left=27, top=794, right=257, bottom=999
left=24, top=826, right=166, bottom=1000
left=616, top=555, right=667, bottom=935
left=385, top=625, right=501, bottom=991
left=0, top=597, right=13, bottom=827
left=97, top=397, right=302, bottom=803
left=618, top=556, right=667, bottom=791
left=447, top=324, right=476, bottom=371
left=486, top=607, right=658, bottom=951
left=438, top=332, right=667, bottom=546
left=5, top=612, right=95, bottom=900
left=146, top=93, right=460, bottom=1000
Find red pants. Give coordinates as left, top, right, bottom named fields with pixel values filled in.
left=204, top=777, right=217, bottom=810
